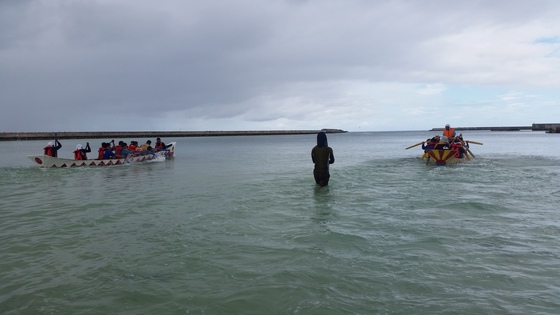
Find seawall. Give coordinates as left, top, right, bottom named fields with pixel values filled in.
left=0, top=129, right=347, bottom=141
left=430, top=123, right=560, bottom=132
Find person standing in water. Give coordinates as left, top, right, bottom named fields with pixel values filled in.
left=311, top=131, right=335, bottom=187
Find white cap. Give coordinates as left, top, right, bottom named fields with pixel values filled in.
left=48, top=141, right=53, bottom=146
left=76, top=144, right=83, bottom=150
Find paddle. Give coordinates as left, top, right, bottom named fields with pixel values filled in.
left=53, top=133, right=58, bottom=157
left=459, top=138, right=474, bottom=159
left=466, top=140, right=483, bottom=145
left=406, top=141, right=424, bottom=150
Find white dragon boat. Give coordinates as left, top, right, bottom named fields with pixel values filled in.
left=28, top=142, right=175, bottom=168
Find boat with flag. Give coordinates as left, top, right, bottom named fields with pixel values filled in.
left=28, top=142, right=176, bottom=168
left=406, top=136, right=482, bottom=166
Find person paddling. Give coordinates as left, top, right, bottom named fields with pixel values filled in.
left=43, top=139, right=62, bottom=157
left=311, top=131, right=335, bottom=187
left=154, top=137, right=173, bottom=151
left=73, top=142, right=91, bottom=160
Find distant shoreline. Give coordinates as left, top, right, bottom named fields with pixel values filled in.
left=0, top=129, right=347, bottom=141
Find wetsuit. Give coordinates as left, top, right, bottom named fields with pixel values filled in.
left=311, top=132, right=335, bottom=187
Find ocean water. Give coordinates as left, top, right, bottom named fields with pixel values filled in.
left=1, top=131, right=559, bottom=315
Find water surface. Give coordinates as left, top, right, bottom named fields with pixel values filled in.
left=1, top=131, right=559, bottom=314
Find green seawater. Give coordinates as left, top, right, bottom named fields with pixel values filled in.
left=1, top=131, right=559, bottom=314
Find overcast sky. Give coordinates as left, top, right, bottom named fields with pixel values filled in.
left=1, top=0, right=559, bottom=132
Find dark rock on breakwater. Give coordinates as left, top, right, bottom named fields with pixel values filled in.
left=0, top=129, right=347, bottom=141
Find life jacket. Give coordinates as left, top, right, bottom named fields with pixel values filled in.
left=115, top=145, right=123, bottom=156
left=44, top=145, right=53, bottom=156
left=128, top=145, right=137, bottom=151
left=451, top=143, right=462, bottom=158
left=155, top=142, right=164, bottom=149
left=443, top=128, right=455, bottom=138
left=98, top=147, right=105, bottom=160
left=74, top=149, right=87, bottom=160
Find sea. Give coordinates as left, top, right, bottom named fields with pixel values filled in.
left=1, top=130, right=559, bottom=315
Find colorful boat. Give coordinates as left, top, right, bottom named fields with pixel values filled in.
left=28, top=142, right=175, bottom=168
left=406, top=138, right=482, bottom=166
left=422, top=149, right=467, bottom=166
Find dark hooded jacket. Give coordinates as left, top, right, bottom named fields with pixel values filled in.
left=311, top=132, right=335, bottom=170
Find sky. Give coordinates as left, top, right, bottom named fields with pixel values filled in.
left=1, top=0, right=560, bottom=132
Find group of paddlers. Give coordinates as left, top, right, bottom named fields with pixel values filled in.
left=421, top=124, right=468, bottom=158
left=421, top=134, right=468, bottom=158
left=43, top=137, right=173, bottom=160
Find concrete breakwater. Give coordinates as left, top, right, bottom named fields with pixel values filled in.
left=0, top=129, right=347, bottom=141
left=431, top=123, right=560, bottom=132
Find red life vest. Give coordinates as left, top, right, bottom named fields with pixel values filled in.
left=44, top=145, right=53, bottom=156
left=74, top=149, right=87, bottom=160
left=451, top=143, right=462, bottom=158
left=115, top=145, right=123, bottom=156
left=155, top=142, right=164, bottom=149
left=98, top=147, right=104, bottom=160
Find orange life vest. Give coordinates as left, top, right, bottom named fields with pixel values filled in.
left=443, top=128, right=455, bottom=138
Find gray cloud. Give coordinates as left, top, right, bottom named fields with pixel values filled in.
left=1, top=0, right=560, bottom=132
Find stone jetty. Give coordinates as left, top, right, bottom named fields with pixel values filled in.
left=0, top=129, right=347, bottom=141
left=431, top=123, right=560, bottom=132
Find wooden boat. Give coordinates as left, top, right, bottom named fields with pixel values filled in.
left=422, top=149, right=467, bottom=166
left=406, top=138, right=482, bottom=166
left=28, top=142, right=175, bottom=168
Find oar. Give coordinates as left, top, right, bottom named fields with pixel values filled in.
left=460, top=139, right=475, bottom=159
left=406, top=141, right=424, bottom=150
left=53, top=133, right=58, bottom=157
left=466, top=140, right=483, bottom=145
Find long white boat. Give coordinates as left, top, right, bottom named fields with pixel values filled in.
left=28, top=142, right=175, bottom=168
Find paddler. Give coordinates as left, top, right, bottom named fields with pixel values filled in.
left=73, top=142, right=91, bottom=160
left=44, top=139, right=62, bottom=157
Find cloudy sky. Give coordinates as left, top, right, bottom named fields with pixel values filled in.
left=1, top=0, right=559, bottom=132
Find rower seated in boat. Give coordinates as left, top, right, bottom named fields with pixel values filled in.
left=434, top=136, right=450, bottom=149
left=422, top=135, right=440, bottom=150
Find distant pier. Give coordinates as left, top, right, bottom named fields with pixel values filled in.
left=431, top=123, right=560, bottom=132
left=0, top=129, right=347, bottom=141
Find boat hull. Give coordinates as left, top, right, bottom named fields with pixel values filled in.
left=28, top=142, right=175, bottom=168
left=422, top=149, right=467, bottom=166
